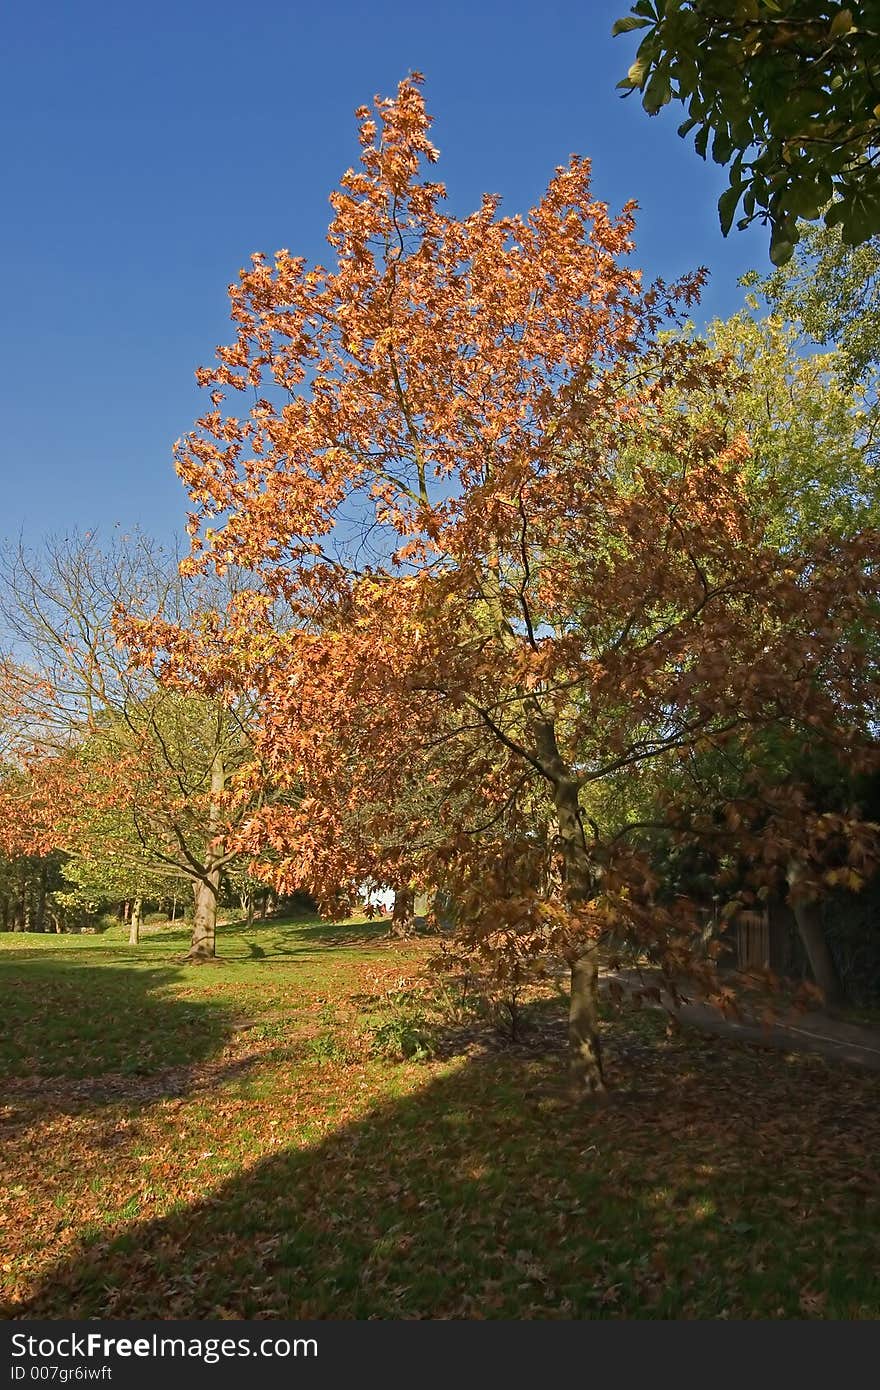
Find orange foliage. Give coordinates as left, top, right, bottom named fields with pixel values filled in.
left=137, top=78, right=880, bottom=1002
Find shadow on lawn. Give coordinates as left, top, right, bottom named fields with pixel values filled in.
left=15, top=1026, right=880, bottom=1320
left=289, top=916, right=439, bottom=949
left=0, top=959, right=239, bottom=1086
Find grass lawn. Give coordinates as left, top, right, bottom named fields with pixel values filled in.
left=1, top=914, right=878, bottom=1319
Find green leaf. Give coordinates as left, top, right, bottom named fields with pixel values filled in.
left=769, top=231, right=794, bottom=266
left=785, top=174, right=833, bottom=220
left=829, top=8, right=854, bottom=38
left=694, top=123, right=710, bottom=159
left=612, top=15, right=652, bottom=34
left=718, top=182, right=746, bottom=236
left=840, top=199, right=880, bottom=246
left=643, top=68, right=672, bottom=114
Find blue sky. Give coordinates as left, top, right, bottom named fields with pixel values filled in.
left=1, top=0, right=767, bottom=547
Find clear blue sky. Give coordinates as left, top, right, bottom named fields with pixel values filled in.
left=1, top=0, right=767, bottom=547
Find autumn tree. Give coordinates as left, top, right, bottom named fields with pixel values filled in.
left=160, top=76, right=880, bottom=1093
left=614, top=1, right=880, bottom=263
left=0, top=532, right=261, bottom=959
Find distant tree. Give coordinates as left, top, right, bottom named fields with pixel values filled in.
left=676, top=302, right=879, bottom=541
left=0, top=533, right=260, bottom=959
left=743, top=223, right=880, bottom=389
left=614, top=1, right=880, bottom=263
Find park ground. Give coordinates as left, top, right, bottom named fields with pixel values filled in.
left=1, top=914, right=879, bottom=1319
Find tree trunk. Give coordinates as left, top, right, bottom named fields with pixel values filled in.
left=390, top=887, right=415, bottom=937
left=18, top=864, right=29, bottom=932
left=186, top=743, right=226, bottom=961
left=189, top=870, right=220, bottom=960
left=128, top=896, right=142, bottom=946
left=536, top=720, right=606, bottom=1097
left=35, top=864, right=47, bottom=932
left=787, top=861, right=843, bottom=1008
left=568, top=947, right=605, bottom=1096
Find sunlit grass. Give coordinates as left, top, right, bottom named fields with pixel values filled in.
left=1, top=913, right=878, bottom=1319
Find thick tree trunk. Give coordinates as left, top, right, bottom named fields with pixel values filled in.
left=128, top=896, right=142, bottom=946
left=390, top=887, right=415, bottom=937
left=189, top=869, right=220, bottom=961
left=787, top=861, right=843, bottom=1008
left=433, top=890, right=456, bottom=932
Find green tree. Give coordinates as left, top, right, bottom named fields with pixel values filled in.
left=691, top=304, right=879, bottom=540
left=744, top=222, right=880, bottom=388
left=614, top=1, right=880, bottom=263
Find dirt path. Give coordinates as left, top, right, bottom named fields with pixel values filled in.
left=602, top=968, right=880, bottom=1071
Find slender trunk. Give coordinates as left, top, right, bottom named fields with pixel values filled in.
left=123, top=900, right=131, bottom=924
left=537, top=720, right=606, bottom=1097
left=787, top=861, right=843, bottom=1008
left=35, top=864, right=47, bottom=933
left=170, top=895, right=178, bottom=923
left=568, top=947, right=604, bottom=1094
left=187, top=744, right=226, bottom=961
left=18, top=863, right=29, bottom=932
left=128, top=896, right=142, bottom=947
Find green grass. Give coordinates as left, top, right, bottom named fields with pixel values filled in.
left=1, top=915, right=878, bottom=1319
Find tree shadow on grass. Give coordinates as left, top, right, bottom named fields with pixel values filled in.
left=0, top=959, right=239, bottom=1086
left=286, top=916, right=438, bottom=949
left=14, top=1021, right=880, bottom=1320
